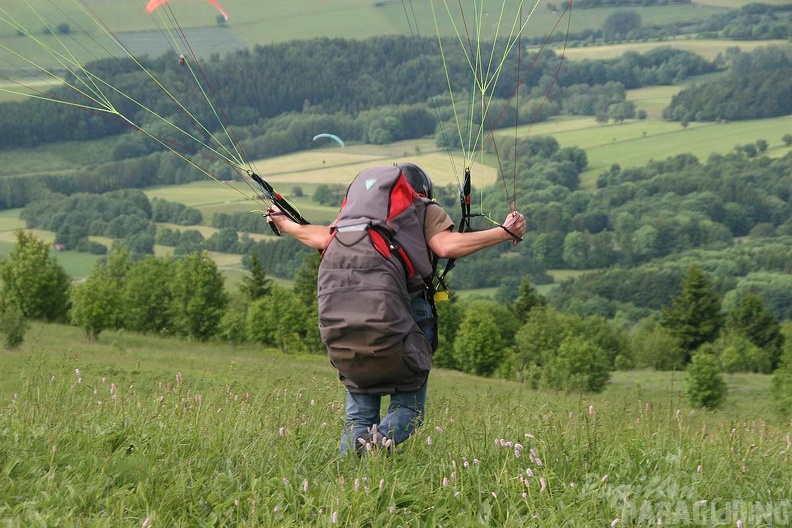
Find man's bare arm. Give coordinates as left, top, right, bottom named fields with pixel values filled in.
left=428, top=211, right=526, bottom=259
left=267, top=207, right=333, bottom=249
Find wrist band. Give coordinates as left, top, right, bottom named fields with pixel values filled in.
left=499, top=224, right=523, bottom=242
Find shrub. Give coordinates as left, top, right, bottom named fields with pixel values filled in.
left=686, top=350, right=727, bottom=409
left=0, top=298, right=27, bottom=349
left=543, top=335, right=610, bottom=393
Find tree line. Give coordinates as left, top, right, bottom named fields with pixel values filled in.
left=665, top=45, right=792, bottom=122
left=2, top=232, right=792, bottom=415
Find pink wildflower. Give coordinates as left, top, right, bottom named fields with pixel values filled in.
left=539, top=477, right=547, bottom=493
left=427, top=436, right=432, bottom=446
left=142, top=518, right=151, bottom=528
left=303, top=480, right=309, bottom=493
left=611, top=519, right=620, bottom=527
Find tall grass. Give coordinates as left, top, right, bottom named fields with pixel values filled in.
left=1, top=325, right=790, bottom=525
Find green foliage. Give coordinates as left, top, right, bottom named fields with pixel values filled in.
left=515, top=307, right=628, bottom=378
left=293, top=253, right=322, bottom=353
left=0, top=296, right=27, bottom=349
left=246, top=285, right=305, bottom=353
left=771, top=347, right=792, bottom=417
left=432, top=298, right=462, bottom=370
left=512, top=277, right=547, bottom=322
left=602, top=10, right=642, bottom=42
left=665, top=46, right=792, bottom=122
left=70, top=276, right=121, bottom=342
left=169, top=252, right=228, bottom=341
left=543, top=335, right=610, bottom=393
left=151, top=198, right=203, bottom=225
left=686, top=350, right=727, bottom=409
left=239, top=253, right=272, bottom=302
left=312, top=184, right=345, bottom=207
left=716, top=332, right=771, bottom=374
left=725, top=292, right=783, bottom=370
left=660, top=264, right=724, bottom=360
left=217, top=303, right=248, bottom=346
left=631, top=317, right=686, bottom=371
left=70, top=247, right=131, bottom=340
left=453, top=307, right=505, bottom=376
left=121, top=256, right=175, bottom=334
left=0, top=230, right=70, bottom=322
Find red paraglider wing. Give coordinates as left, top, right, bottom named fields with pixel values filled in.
left=145, top=0, right=168, bottom=14
left=146, top=0, right=228, bottom=20
left=207, top=0, right=229, bottom=20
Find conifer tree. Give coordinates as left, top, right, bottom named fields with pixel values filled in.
left=240, top=253, right=272, bottom=302
left=660, top=264, right=724, bottom=362
left=726, top=293, right=784, bottom=370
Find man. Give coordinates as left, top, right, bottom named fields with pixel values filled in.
left=268, top=163, right=526, bottom=454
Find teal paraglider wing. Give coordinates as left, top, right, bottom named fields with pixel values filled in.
left=312, top=133, right=345, bottom=148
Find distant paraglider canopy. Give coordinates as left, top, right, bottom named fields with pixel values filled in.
left=312, top=133, right=345, bottom=148
left=146, top=0, right=229, bottom=21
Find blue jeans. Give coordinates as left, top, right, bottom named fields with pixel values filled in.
left=339, top=381, right=428, bottom=454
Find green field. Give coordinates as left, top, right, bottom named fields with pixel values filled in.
left=507, top=113, right=792, bottom=188
left=0, top=0, right=732, bottom=74
left=0, top=323, right=789, bottom=525
left=558, top=38, right=791, bottom=61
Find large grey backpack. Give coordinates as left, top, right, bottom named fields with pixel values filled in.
left=318, top=165, right=435, bottom=394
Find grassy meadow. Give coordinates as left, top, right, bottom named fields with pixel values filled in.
left=558, top=39, right=792, bottom=61
left=1, top=323, right=790, bottom=525
left=0, top=0, right=733, bottom=78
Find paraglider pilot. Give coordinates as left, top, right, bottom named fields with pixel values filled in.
left=268, top=163, right=526, bottom=455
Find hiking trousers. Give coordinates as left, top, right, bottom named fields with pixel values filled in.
left=339, top=381, right=428, bottom=454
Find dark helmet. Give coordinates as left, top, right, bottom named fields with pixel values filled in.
left=397, top=162, right=433, bottom=200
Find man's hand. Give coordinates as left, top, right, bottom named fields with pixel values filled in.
left=266, top=205, right=291, bottom=235
left=267, top=205, right=333, bottom=250
left=501, top=211, right=527, bottom=245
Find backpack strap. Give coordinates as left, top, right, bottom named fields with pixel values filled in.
left=368, top=224, right=415, bottom=279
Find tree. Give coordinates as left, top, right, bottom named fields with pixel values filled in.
left=513, top=278, right=546, bottom=322
left=563, top=231, right=588, bottom=269
left=771, top=344, right=792, bottom=417
left=726, top=293, right=784, bottom=370
left=121, top=256, right=175, bottom=334
left=70, top=278, right=119, bottom=341
left=292, top=252, right=322, bottom=353
left=601, top=10, right=641, bottom=42
left=240, top=252, right=272, bottom=302
left=453, top=307, right=505, bottom=376
left=660, top=264, right=724, bottom=362
left=632, top=317, right=686, bottom=371
left=170, top=252, right=228, bottom=341
left=0, top=230, right=70, bottom=322
left=247, top=285, right=306, bottom=352
left=0, top=296, right=27, bottom=349
left=69, top=247, right=129, bottom=340
left=543, top=335, right=610, bottom=393
left=686, top=350, right=727, bottom=409
left=782, top=134, right=792, bottom=147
